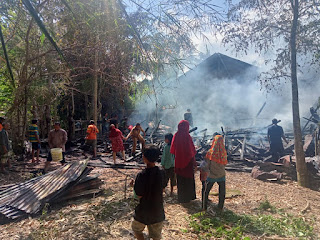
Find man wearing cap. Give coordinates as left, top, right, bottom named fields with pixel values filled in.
left=44, top=122, right=67, bottom=172
left=267, top=118, right=288, bottom=161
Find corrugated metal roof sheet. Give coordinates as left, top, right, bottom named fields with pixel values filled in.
left=0, top=160, right=88, bottom=223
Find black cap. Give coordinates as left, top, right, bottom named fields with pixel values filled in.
left=272, top=118, right=278, bottom=124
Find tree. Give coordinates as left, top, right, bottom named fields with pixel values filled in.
left=222, top=0, right=320, bottom=187
left=0, top=0, right=223, bottom=144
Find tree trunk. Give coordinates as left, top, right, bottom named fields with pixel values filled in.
left=290, top=0, right=308, bottom=187
left=92, top=35, right=98, bottom=124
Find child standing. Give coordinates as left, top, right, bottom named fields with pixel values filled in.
left=200, top=134, right=227, bottom=211
left=132, top=145, right=166, bottom=240
left=161, top=133, right=176, bottom=196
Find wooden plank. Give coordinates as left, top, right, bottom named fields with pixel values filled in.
left=240, top=136, right=246, bottom=160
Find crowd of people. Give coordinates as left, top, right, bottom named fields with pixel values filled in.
left=0, top=111, right=289, bottom=240
left=131, top=119, right=228, bottom=240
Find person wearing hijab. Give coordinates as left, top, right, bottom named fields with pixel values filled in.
left=200, top=134, right=227, bottom=211
left=170, top=120, right=197, bottom=203
left=109, top=124, right=126, bottom=164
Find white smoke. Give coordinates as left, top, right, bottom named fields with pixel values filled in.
left=129, top=36, right=320, bottom=135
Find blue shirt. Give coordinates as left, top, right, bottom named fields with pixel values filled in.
left=161, top=144, right=175, bottom=169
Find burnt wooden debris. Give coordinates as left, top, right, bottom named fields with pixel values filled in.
left=2, top=118, right=320, bottom=224
left=0, top=160, right=102, bottom=224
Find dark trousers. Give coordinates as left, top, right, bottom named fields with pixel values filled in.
left=201, top=180, right=226, bottom=210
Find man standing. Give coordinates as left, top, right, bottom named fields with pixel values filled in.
left=86, top=120, right=99, bottom=158
left=267, top=118, right=289, bottom=161
left=184, top=109, right=193, bottom=127
left=0, top=123, right=12, bottom=173
left=29, top=119, right=40, bottom=163
left=109, top=114, right=118, bottom=128
left=44, top=122, right=68, bottom=172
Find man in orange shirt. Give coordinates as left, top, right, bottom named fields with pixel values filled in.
left=86, top=120, right=99, bottom=158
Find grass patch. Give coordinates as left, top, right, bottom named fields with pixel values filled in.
left=92, top=198, right=136, bottom=221
left=188, top=209, right=314, bottom=240
left=257, top=199, right=277, bottom=213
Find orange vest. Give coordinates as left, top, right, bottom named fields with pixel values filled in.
left=86, top=124, right=99, bottom=140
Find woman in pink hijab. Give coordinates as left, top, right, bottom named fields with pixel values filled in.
left=170, top=120, right=197, bottom=203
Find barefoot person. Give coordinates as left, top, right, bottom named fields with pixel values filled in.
left=44, top=122, right=67, bottom=172
left=126, top=123, right=146, bottom=155
left=109, top=124, right=126, bottom=164
left=170, top=120, right=197, bottom=203
left=29, top=119, right=40, bottom=163
left=200, top=134, right=227, bottom=211
left=132, top=145, right=166, bottom=240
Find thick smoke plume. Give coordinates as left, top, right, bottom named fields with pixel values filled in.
left=129, top=53, right=320, bottom=135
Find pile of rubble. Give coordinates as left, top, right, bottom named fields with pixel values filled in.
left=0, top=160, right=102, bottom=224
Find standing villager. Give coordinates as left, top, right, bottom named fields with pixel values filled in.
left=44, top=122, right=68, bottom=172
left=119, top=116, right=129, bottom=134
left=0, top=117, right=5, bottom=131
left=102, top=113, right=109, bottom=136
left=109, top=113, right=119, bottom=128
left=109, top=124, right=126, bottom=164
left=0, top=123, right=12, bottom=173
left=86, top=120, right=99, bottom=158
left=170, top=120, right=196, bottom=203
left=126, top=123, right=146, bottom=156
left=184, top=109, right=193, bottom=127
left=161, top=133, right=176, bottom=196
left=267, top=118, right=288, bottom=161
left=29, top=119, right=40, bottom=163
left=132, top=145, right=166, bottom=240
left=200, top=134, right=227, bottom=211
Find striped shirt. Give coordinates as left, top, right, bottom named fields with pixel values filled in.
left=29, top=124, right=39, bottom=142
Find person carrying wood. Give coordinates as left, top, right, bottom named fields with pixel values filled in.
left=44, top=122, right=67, bottom=172
left=85, top=120, right=99, bottom=158
left=125, top=123, right=146, bottom=156
left=267, top=118, right=288, bottom=161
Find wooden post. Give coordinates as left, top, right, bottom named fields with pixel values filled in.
left=240, top=136, right=246, bottom=160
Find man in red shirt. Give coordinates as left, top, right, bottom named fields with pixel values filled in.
left=86, top=120, right=99, bottom=158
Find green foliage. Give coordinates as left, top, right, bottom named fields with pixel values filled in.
left=0, top=74, right=13, bottom=112
left=188, top=209, right=314, bottom=240
left=257, top=199, right=277, bottom=213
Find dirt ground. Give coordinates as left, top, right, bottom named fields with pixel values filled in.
left=1, top=160, right=320, bottom=240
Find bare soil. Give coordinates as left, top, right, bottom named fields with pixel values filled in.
left=1, top=160, right=320, bottom=240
